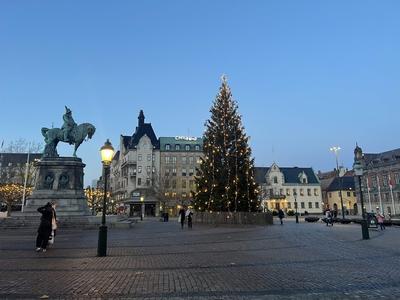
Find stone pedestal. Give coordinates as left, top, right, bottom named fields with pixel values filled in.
left=17, top=157, right=92, bottom=217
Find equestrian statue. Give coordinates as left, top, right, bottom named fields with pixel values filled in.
left=41, top=106, right=96, bottom=158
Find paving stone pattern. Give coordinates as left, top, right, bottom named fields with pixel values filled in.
left=0, top=216, right=400, bottom=300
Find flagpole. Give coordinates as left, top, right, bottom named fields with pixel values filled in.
left=21, top=143, right=31, bottom=212
left=389, top=175, right=395, bottom=216
left=366, top=177, right=372, bottom=211
left=377, top=176, right=384, bottom=215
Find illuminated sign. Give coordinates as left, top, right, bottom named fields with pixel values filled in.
left=175, top=136, right=198, bottom=141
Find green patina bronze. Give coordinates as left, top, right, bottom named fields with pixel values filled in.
left=41, top=106, right=96, bottom=158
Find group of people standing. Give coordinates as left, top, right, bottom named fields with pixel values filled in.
left=36, top=201, right=58, bottom=252
left=178, top=207, right=193, bottom=229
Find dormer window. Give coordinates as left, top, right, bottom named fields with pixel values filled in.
left=175, top=144, right=181, bottom=150
left=165, top=144, right=171, bottom=150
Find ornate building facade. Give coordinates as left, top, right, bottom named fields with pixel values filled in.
left=255, top=163, right=323, bottom=214
left=354, top=144, right=400, bottom=216
left=108, top=110, right=203, bottom=217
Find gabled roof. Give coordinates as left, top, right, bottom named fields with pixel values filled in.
left=326, top=177, right=355, bottom=192
left=255, top=166, right=320, bottom=184
left=121, top=110, right=159, bottom=150
left=363, top=148, right=400, bottom=166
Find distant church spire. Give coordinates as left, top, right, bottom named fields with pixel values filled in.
left=138, top=110, right=145, bottom=127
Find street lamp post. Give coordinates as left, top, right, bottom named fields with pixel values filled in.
left=140, top=196, right=144, bottom=221
left=97, top=139, right=114, bottom=257
left=294, top=195, right=298, bottom=223
left=330, top=147, right=345, bottom=219
left=354, top=162, right=370, bottom=240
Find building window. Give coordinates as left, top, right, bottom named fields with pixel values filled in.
left=382, top=173, right=388, bottom=186
left=395, top=173, right=400, bottom=184
left=164, top=192, right=170, bottom=197
left=293, top=189, right=297, bottom=196
left=138, top=178, right=141, bottom=185
left=182, top=156, right=187, bottom=164
left=182, top=192, right=187, bottom=197
left=146, top=178, right=150, bottom=186
left=147, top=154, right=151, bottom=161
left=175, top=144, right=180, bottom=150
left=302, top=178, right=306, bottom=183
left=280, top=189, right=284, bottom=195
left=273, top=176, right=278, bottom=184
left=182, top=168, right=187, bottom=176
left=286, top=189, right=290, bottom=196
left=181, top=180, right=186, bottom=188
left=165, top=180, right=169, bottom=188
left=152, top=166, right=156, bottom=173
left=347, top=191, right=351, bottom=197
left=172, top=156, right=177, bottom=164
left=152, top=154, right=155, bottom=162
left=165, top=168, right=170, bottom=176
left=301, top=202, right=305, bottom=209
left=185, top=145, right=190, bottom=150
left=138, top=154, right=142, bottom=161
left=353, top=192, right=356, bottom=197
left=165, top=144, right=171, bottom=150
left=196, top=156, right=200, bottom=163
left=307, top=189, right=311, bottom=196
left=189, top=180, right=195, bottom=189
left=189, top=156, right=194, bottom=164
left=165, top=156, right=170, bottom=164
left=300, top=189, right=304, bottom=196
left=138, top=166, right=142, bottom=173
left=172, top=180, right=177, bottom=188
left=147, top=166, right=151, bottom=173
left=315, top=202, right=319, bottom=209
left=189, top=168, right=194, bottom=176
left=314, top=189, right=318, bottom=196
left=329, top=192, right=332, bottom=198
left=195, top=145, right=200, bottom=150
left=294, top=202, right=298, bottom=209
left=287, top=202, right=292, bottom=209
left=172, top=192, right=176, bottom=198
left=172, top=168, right=177, bottom=176
left=308, top=202, right=312, bottom=209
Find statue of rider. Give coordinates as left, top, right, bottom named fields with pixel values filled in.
left=62, top=106, right=77, bottom=142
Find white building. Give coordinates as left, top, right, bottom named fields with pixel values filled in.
left=255, top=163, right=323, bottom=214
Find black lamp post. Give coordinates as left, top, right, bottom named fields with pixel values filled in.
left=140, top=196, right=144, bottom=221
left=97, top=139, right=114, bottom=257
left=294, top=195, right=299, bottom=223
left=353, top=162, right=370, bottom=240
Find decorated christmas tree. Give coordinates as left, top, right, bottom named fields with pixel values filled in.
left=193, top=75, right=259, bottom=212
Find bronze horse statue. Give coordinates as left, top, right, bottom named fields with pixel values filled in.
left=41, top=123, right=96, bottom=158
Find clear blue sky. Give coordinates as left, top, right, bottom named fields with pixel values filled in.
left=1, top=0, right=399, bottom=186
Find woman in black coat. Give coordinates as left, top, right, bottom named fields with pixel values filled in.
left=36, top=202, right=53, bottom=252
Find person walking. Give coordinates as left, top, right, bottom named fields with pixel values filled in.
left=186, top=208, right=193, bottom=229
left=278, top=209, right=285, bottom=225
left=375, top=212, right=386, bottom=230
left=325, top=209, right=333, bottom=226
left=36, top=202, right=53, bottom=252
left=48, top=201, right=58, bottom=247
left=178, top=207, right=185, bottom=229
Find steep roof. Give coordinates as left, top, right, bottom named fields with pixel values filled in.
left=363, top=148, right=400, bottom=166
left=121, top=110, right=159, bottom=150
left=326, top=177, right=355, bottom=191
left=255, top=166, right=320, bottom=184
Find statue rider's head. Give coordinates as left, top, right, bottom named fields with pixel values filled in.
left=65, top=106, right=72, bottom=114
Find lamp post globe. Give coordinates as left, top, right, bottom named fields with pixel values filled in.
left=97, top=139, right=114, bottom=257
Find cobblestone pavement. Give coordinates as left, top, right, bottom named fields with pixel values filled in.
left=1, top=216, right=400, bottom=300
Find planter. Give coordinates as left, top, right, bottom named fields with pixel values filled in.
left=305, top=217, right=320, bottom=222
